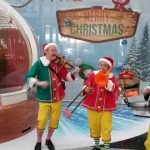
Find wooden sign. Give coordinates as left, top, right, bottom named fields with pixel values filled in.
left=56, top=6, right=140, bottom=43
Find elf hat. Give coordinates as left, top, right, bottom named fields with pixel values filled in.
left=42, top=43, right=57, bottom=55
left=79, top=63, right=95, bottom=80
left=99, top=56, right=114, bottom=67
left=79, top=64, right=95, bottom=72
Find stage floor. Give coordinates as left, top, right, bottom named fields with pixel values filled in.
left=0, top=127, right=138, bottom=150
left=0, top=81, right=149, bottom=150
left=0, top=104, right=148, bottom=150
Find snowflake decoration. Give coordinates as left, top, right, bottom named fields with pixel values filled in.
left=122, top=15, right=134, bottom=27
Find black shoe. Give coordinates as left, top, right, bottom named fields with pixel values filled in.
left=34, top=142, right=41, bottom=150
left=45, top=139, right=55, bottom=150
left=92, top=146, right=101, bottom=150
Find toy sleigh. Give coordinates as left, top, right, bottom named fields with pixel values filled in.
left=118, top=69, right=150, bottom=117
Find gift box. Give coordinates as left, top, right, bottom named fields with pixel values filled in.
left=117, top=70, right=140, bottom=96
left=117, top=78, right=140, bottom=96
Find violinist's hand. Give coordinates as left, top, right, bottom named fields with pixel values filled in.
left=72, top=67, right=81, bottom=75
left=84, top=84, right=93, bottom=94
left=35, top=81, right=49, bottom=89
left=143, top=87, right=150, bottom=95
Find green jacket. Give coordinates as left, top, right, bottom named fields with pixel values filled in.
left=25, top=56, right=74, bottom=102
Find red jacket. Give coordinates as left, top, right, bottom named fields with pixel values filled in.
left=82, top=71, right=119, bottom=112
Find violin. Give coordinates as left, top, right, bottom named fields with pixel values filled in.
left=53, top=54, right=85, bottom=76
left=53, top=54, right=75, bottom=70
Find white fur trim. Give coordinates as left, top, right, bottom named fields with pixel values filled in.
left=66, top=72, right=74, bottom=81
left=82, top=85, right=87, bottom=90
left=105, top=80, right=114, bottom=92
left=80, top=85, right=87, bottom=96
left=40, top=56, right=50, bottom=66
left=44, top=43, right=57, bottom=51
left=108, top=73, right=113, bottom=78
left=27, top=78, right=38, bottom=89
left=99, top=58, right=112, bottom=67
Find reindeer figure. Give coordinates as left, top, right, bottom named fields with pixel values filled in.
left=112, top=0, right=130, bottom=10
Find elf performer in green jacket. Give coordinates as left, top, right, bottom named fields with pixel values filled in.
left=25, top=43, right=80, bottom=150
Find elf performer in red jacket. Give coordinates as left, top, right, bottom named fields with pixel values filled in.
left=82, top=56, right=119, bottom=150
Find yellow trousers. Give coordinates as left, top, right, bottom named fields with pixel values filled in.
left=88, top=109, right=112, bottom=142
left=37, top=100, right=62, bottom=130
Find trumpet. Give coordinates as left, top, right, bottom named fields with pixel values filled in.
left=64, top=67, right=113, bottom=118
left=94, top=67, right=113, bottom=87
